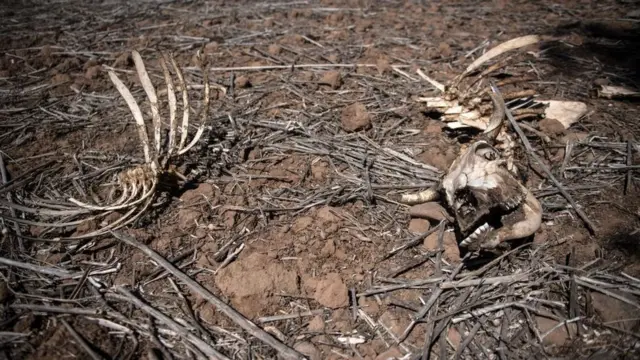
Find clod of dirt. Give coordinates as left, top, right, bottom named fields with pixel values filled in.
left=447, top=327, right=462, bottom=351
left=409, top=202, right=453, bottom=222
left=316, top=206, right=339, bottom=224
left=268, top=44, right=281, bottom=56
left=292, top=216, right=314, bottom=233
left=438, top=42, right=453, bottom=57
left=234, top=75, right=251, bottom=88
left=341, top=102, right=371, bottom=132
left=375, top=347, right=403, bottom=360
left=215, top=252, right=298, bottom=318
left=536, top=316, right=577, bottom=346
left=180, top=183, right=216, bottom=203
left=378, top=311, right=411, bottom=339
left=538, top=118, right=566, bottom=136
left=84, top=65, right=101, bottom=80
left=423, top=121, right=443, bottom=134
left=314, top=273, right=348, bottom=309
left=294, top=342, right=322, bottom=360
left=113, top=52, right=132, bottom=68
left=330, top=308, right=353, bottom=332
left=326, top=12, right=344, bottom=26
left=590, top=292, right=639, bottom=331
left=51, top=73, right=71, bottom=86
left=424, top=231, right=460, bottom=263
left=177, top=209, right=202, bottom=230
left=417, top=147, right=457, bottom=171
left=408, top=218, right=430, bottom=234
left=320, top=238, right=336, bottom=257
left=307, top=315, right=325, bottom=332
left=376, top=56, right=391, bottom=75
left=355, top=19, right=373, bottom=33
left=319, top=70, right=342, bottom=89
left=359, top=296, right=380, bottom=315
left=204, top=41, right=219, bottom=53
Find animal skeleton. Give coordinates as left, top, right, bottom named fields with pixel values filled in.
left=0, top=51, right=211, bottom=240
left=403, top=36, right=545, bottom=250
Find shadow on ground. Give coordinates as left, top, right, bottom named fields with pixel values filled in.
left=541, top=20, right=640, bottom=90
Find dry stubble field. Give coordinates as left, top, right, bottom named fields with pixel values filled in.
left=1, top=0, right=640, bottom=359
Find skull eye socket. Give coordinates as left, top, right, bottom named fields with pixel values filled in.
left=475, top=145, right=499, bottom=161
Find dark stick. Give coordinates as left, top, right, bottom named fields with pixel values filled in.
left=490, top=81, right=597, bottom=235
left=453, top=320, right=483, bottom=360
left=625, top=141, right=634, bottom=195
left=116, top=287, right=230, bottom=360
left=0, top=153, right=24, bottom=251
left=110, top=231, right=305, bottom=360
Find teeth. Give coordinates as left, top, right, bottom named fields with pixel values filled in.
left=460, top=223, right=493, bottom=247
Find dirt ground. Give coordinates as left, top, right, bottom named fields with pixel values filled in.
left=1, top=0, right=640, bottom=359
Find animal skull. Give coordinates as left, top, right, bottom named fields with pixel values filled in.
left=442, top=140, right=541, bottom=250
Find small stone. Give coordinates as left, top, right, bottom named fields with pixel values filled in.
left=536, top=316, right=576, bottom=346
left=538, top=118, right=565, bottom=136
left=375, top=347, right=403, bottom=360
left=234, top=75, right=251, bottom=88
left=314, top=273, right=348, bottom=309
left=294, top=342, right=322, bottom=360
left=319, top=70, right=342, bottom=89
left=307, top=315, right=325, bottom=332
left=341, top=102, right=371, bottom=132
left=409, top=202, right=453, bottom=222
left=408, top=219, right=430, bottom=234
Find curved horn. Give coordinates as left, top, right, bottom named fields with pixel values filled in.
left=399, top=184, right=441, bottom=205
left=482, top=84, right=506, bottom=142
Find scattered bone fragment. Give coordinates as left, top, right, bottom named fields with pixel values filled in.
left=594, top=84, right=640, bottom=100
left=540, top=100, right=587, bottom=129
